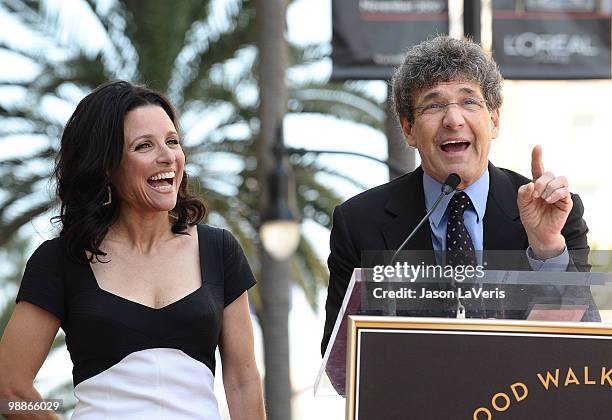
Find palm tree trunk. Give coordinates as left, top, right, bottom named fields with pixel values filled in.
left=255, top=0, right=292, bottom=419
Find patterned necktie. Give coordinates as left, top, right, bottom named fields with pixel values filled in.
left=446, top=191, right=477, bottom=267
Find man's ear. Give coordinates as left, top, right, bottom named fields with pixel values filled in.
left=400, top=117, right=417, bottom=147
left=490, top=108, right=500, bottom=139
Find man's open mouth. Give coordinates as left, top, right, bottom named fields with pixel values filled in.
left=440, top=140, right=470, bottom=153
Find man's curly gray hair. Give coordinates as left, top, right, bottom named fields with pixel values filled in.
left=391, top=36, right=503, bottom=124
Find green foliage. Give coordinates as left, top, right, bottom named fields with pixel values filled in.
left=0, top=1, right=388, bottom=416
left=0, top=0, right=384, bottom=313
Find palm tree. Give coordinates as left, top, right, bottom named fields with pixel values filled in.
left=0, top=0, right=386, bottom=416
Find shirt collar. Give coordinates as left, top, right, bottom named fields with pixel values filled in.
left=423, top=168, right=489, bottom=228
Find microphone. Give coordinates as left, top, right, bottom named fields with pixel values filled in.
left=389, top=173, right=461, bottom=265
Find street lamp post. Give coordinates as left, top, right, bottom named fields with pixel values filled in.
left=259, top=121, right=405, bottom=261
left=260, top=122, right=302, bottom=260
left=284, top=146, right=405, bottom=176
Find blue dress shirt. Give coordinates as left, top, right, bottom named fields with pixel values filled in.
left=422, top=169, right=568, bottom=270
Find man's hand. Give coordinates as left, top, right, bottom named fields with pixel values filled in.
left=517, top=145, right=571, bottom=260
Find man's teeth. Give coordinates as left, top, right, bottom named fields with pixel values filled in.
left=148, top=171, right=175, bottom=181
left=442, top=140, right=468, bottom=146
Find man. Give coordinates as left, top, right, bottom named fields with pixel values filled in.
left=321, top=36, right=596, bottom=355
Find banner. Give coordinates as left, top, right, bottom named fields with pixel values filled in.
left=492, top=0, right=612, bottom=79
left=331, top=0, right=449, bottom=80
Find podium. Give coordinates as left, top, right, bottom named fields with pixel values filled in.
left=315, top=263, right=612, bottom=419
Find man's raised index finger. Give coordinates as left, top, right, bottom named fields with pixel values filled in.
left=531, top=145, right=545, bottom=180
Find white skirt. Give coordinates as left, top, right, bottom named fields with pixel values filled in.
left=71, top=348, right=221, bottom=419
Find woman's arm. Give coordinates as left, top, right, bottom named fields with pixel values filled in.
left=0, top=301, right=61, bottom=420
left=219, top=292, right=266, bottom=420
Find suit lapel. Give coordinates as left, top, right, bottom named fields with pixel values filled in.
left=381, top=167, right=434, bottom=252
left=380, top=163, right=527, bottom=253
left=483, top=162, right=527, bottom=250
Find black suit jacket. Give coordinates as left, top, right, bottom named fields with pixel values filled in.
left=322, top=163, right=595, bottom=354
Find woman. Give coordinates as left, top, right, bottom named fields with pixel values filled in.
left=0, top=81, right=266, bottom=419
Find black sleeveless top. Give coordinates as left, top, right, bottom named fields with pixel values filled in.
left=16, top=224, right=256, bottom=386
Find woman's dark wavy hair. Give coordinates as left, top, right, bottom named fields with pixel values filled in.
left=53, top=80, right=206, bottom=263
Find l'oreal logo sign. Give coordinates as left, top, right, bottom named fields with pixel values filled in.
left=503, top=32, right=599, bottom=60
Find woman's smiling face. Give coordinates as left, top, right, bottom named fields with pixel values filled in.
left=112, top=105, right=185, bottom=213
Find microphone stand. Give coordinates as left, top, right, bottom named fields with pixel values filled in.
left=384, top=174, right=461, bottom=316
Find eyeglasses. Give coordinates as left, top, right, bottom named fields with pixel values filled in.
left=413, top=98, right=486, bottom=117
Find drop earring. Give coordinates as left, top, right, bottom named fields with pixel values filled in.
left=102, top=185, right=112, bottom=206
